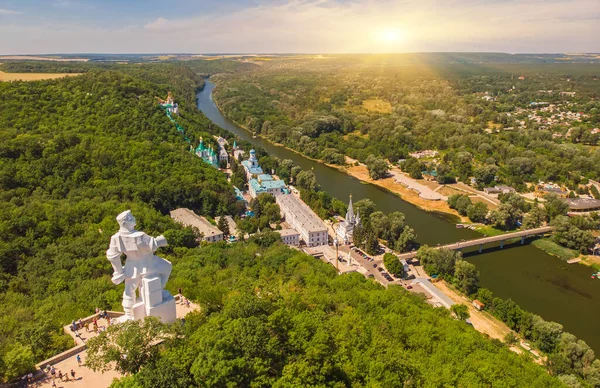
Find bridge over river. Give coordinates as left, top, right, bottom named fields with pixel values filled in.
left=398, top=226, right=554, bottom=260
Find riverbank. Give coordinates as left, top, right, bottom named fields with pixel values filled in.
left=340, top=163, right=466, bottom=222
left=199, top=79, right=600, bottom=355
left=210, top=90, right=465, bottom=222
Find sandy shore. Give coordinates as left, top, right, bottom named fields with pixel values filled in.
left=340, top=163, right=465, bottom=221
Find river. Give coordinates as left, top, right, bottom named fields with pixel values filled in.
left=197, top=80, right=600, bottom=353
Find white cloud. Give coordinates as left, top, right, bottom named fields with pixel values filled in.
left=0, top=8, right=21, bottom=15
left=0, top=0, right=598, bottom=54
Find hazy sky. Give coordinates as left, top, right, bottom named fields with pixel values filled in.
left=0, top=0, right=598, bottom=54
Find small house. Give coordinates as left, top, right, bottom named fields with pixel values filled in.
left=473, top=300, right=485, bottom=311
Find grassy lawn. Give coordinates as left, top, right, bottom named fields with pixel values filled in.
left=474, top=225, right=506, bottom=237
left=531, top=238, right=579, bottom=261
left=438, top=186, right=465, bottom=196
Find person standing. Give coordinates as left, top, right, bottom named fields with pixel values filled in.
left=76, top=354, right=82, bottom=366
left=58, top=370, right=63, bottom=381
left=70, top=369, right=76, bottom=379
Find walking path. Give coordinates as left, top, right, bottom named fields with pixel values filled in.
left=33, top=298, right=199, bottom=388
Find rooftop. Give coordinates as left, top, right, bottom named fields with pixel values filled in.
left=257, top=174, right=274, bottom=182
left=249, top=179, right=267, bottom=193
left=277, top=228, right=300, bottom=237
left=170, top=208, right=223, bottom=237
left=241, top=160, right=263, bottom=175
left=564, top=198, right=600, bottom=210
left=262, top=180, right=286, bottom=190
left=276, top=194, right=327, bottom=233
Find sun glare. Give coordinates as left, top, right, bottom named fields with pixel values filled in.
left=376, top=27, right=406, bottom=44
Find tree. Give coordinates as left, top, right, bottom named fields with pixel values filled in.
left=394, top=226, right=417, bottom=253
left=551, top=216, right=595, bottom=253
left=544, top=194, right=569, bottom=220
left=217, top=216, right=230, bottom=238
left=1, top=344, right=35, bottom=382
left=532, top=315, right=563, bottom=353
left=163, top=227, right=200, bottom=250
left=455, top=195, right=473, bottom=216
left=365, top=155, right=389, bottom=180
left=590, top=185, right=600, bottom=200
left=505, top=332, right=518, bottom=345
left=290, top=166, right=302, bottom=183
left=296, top=170, right=319, bottom=191
left=401, top=157, right=423, bottom=179
left=448, top=194, right=473, bottom=216
left=435, top=163, right=455, bottom=184
left=370, top=211, right=390, bottom=241
left=454, top=260, right=480, bottom=295
left=354, top=198, right=376, bottom=219
left=86, top=317, right=170, bottom=375
left=522, top=205, right=547, bottom=229
left=466, top=202, right=488, bottom=223
left=475, top=288, right=494, bottom=307
left=383, top=253, right=404, bottom=277
left=451, top=304, right=470, bottom=321
left=417, top=247, right=460, bottom=277
left=473, top=165, right=498, bottom=187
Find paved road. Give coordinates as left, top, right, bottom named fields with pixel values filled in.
left=390, top=168, right=447, bottom=201
left=397, top=226, right=554, bottom=260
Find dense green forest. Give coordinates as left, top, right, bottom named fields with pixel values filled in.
left=0, top=64, right=239, bottom=381
left=0, top=58, right=591, bottom=386
left=211, top=55, right=600, bottom=188
left=104, top=241, right=563, bottom=387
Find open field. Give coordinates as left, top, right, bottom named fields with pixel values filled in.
left=0, top=71, right=82, bottom=82
left=362, top=98, right=392, bottom=113
left=438, top=186, right=465, bottom=196
left=469, top=195, right=499, bottom=209
left=0, top=56, right=89, bottom=62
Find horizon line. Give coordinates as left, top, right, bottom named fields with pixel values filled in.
left=2, top=51, right=600, bottom=57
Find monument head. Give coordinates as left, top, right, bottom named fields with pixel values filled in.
left=116, top=210, right=136, bottom=231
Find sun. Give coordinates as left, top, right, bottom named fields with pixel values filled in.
left=375, top=27, right=407, bottom=44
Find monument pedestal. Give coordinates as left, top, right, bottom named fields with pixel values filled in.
left=145, top=294, right=176, bottom=323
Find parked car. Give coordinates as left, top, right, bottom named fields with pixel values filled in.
left=407, top=285, right=413, bottom=289
left=378, top=267, right=384, bottom=272
left=373, top=263, right=378, bottom=268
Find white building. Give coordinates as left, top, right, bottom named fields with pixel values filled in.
left=276, top=194, right=328, bottom=247
left=248, top=174, right=287, bottom=198
left=277, top=229, right=300, bottom=246
left=169, top=208, right=224, bottom=242
left=336, top=195, right=361, bottom=244
left=241, top=149, right=263, bottom=180
left=216, top=137, right=229, bottom=166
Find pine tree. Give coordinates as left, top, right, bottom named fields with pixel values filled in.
left=218, top=216, right=230, bottom=238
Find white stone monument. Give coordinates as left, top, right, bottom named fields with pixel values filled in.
left=106, top=210, right=176, bottom=323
